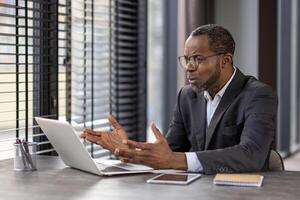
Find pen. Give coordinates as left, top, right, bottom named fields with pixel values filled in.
left=22, top=139, right=35, bottom=169
left=16, top=139, right=27, bottom=168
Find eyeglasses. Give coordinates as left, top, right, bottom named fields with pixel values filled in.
left=178, top=53, right=224, bottom=71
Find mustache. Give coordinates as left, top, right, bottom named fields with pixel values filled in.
left=186, top=75, right=205, bottom=93
left=186, top=74, right=196, bottom=80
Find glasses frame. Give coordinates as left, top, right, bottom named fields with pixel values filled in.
left=178, top=53, right=225, bottom=71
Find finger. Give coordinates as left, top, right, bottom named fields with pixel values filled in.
left=88, top=131, right=113, bottom=137
left=120, top=157, right=142, bottom=165
left=123, top=139, right=151, bottom=150
left=84, top=129, right=104, bottom=136
left=114, top=148, right=126, bottom=157
left=80, top=132, right=88, bottom=138
left=151, top=123, right=163, bottom=140
left=81, top=129, right=94, bottom=138
left=120, top=157, right=133, bottom=163
left=108, top=115, right=124, bottom=130
left=84, top=128, right=94, bottom=133
left=80, top=133, right=95, bottom=139
left=115, top=148, right=143, bottom=158
left=119, top=153, right=152, bottom=166
left=85, top=129, right=115, bottom=138
left=85, top=135, right=101, bottom=144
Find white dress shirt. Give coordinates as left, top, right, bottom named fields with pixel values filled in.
left=185, top=67, right=237, bottom=172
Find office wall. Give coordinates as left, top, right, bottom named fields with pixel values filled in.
left=214, top=0, right=259, bottom=77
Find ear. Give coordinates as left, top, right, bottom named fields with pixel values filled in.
left=221, top=53, right=233, bottom=67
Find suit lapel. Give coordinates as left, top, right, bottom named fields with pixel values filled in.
left=194, top=93, right=207, bottom=150
left=204, top=69, right=247, bottom=150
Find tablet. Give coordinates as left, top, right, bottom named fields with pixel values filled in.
left=147, top=173, right=201, bottom=185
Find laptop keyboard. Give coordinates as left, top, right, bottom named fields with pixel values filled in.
left=94, top=159, right=153, bottom=172
left=102, top=166, right=128, bottom=172
left=96, top=163, right=128, bottom=172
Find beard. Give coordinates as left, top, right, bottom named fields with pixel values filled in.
left=191, top=63, right=221, bottom=93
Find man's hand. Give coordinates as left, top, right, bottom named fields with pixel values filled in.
left=115, top=123, right=187, bottom=170
left=80, top=115, right=128, bottom=153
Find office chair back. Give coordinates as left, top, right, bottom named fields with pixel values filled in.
left=269, top=149, right=285, bottom=171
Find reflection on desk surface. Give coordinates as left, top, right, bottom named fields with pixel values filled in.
left=0, top=156, right=300, bottom=200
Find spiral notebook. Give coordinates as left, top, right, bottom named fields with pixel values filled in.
left=213, top=174, right=264, bottom=187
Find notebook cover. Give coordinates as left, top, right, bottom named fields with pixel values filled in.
left=213, top=174, right=264, bottom=187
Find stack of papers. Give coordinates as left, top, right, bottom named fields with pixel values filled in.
left=213, top=174, right=264, bottom=187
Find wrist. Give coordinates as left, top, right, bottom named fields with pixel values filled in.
left=169, top=152, right=188, bottom=170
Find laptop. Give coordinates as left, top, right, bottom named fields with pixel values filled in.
left=35, top=117, right=154, bottom=176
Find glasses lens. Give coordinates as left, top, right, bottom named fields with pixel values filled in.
left=179, top=57, right=187, bottom=68
left=190, top=56, right=197, bottom=66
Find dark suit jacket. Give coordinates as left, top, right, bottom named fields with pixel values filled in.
left=166, top=68, right=278, bottom=174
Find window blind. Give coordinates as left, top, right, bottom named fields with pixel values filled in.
left=0, top=0, right=147, bottom=160
left=0, top=0, right=59, bottom=159
left=111, top=0, right=147, bottom=142
left=70, top=0, right=112, bottom=157
left=70, top=0, right=147, bottom=157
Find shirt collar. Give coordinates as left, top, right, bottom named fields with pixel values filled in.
left=204, top=66, right=237, bottom=101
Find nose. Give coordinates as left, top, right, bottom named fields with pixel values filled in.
left=185, top=62, right=196, bottom=72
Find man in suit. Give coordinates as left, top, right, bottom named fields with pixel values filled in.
left=81, top=24, right=278, bottom=174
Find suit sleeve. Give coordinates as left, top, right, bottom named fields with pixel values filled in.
left=196, top=85, right=278, bottom=174
left=166, top=88, right=191, bottom=152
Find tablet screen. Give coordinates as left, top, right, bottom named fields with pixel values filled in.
left=154, top=174, right=188, bottom=181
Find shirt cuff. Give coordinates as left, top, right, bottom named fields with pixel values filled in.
left=185, top=152, right=203, bottom=172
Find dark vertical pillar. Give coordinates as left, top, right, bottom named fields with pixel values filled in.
left=258, top=0, right=278, bottom=150
left=162, top=0, right=178, bottom=134
left=137, top=0, right=147, bottom=142
left=278, top=0, right=291, bottom=155
left=25, top=0, right=29, bottom=141
left=33, top=0, right=59, bottom=154
left=15, top=0, right=19, bottom=139
left=185, top=0, right=214, bottom=37
left=91, top=0, right=95, bottom=157
left=65, top=0, right=72, bottom=123
left=297, top=0, right=300, bottom=145
left=258, top=0, right=277, bottom=91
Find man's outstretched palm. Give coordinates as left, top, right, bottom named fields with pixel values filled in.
left=80, top=115, right=128, bottom=153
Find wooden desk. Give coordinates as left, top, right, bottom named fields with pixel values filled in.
left=0, top=156, right=299, bottom=200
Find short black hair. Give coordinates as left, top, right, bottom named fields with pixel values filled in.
left=191, top=24, right=235, bottom=55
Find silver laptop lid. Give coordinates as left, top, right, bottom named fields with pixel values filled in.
left=35, top=117, right=101, bottom=175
